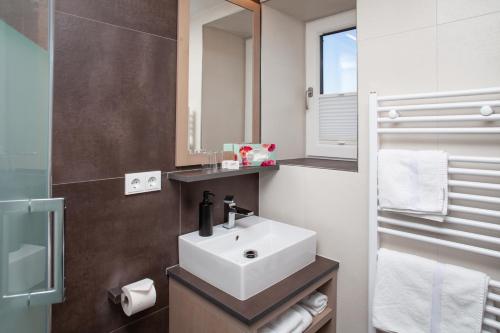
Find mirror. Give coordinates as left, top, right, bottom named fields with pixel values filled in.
left=176, top=0, right=261, bottom=166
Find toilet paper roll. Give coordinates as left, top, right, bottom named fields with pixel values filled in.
left=121, top=278, right=156, bottom=316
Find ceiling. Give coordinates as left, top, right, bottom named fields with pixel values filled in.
left=191, top=0, right=224, bottom=16
left=206, top=10, right=253, bottom=39
left=262, top=0, right=356, bottom=22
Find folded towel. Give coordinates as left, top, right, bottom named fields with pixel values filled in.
left=378, top=149, right=448, bottom=221
left=373, top=248, right=489, bottom=333
left=300, top=292, right=328, bottom=316
left=259, top=307, right=303, bottom=333
left=291, top=305, right=313, bottom=332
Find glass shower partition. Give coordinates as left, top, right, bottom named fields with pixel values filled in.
left=0, top=0, right=64, bottom=332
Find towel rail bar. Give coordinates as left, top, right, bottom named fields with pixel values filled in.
left=484, top=318, right=500, bottom=330
left=448, top=205, right=500, bottom=218
left=378, top=217, right=500, bottom=245
left=378, top=114, right=500, bottom=123
left=490, top=280, right=500, bottom=288
left=488, top=292, right=500, bottom=303
left=448, top=168, right=500, bottom=177
left=378, top=227, right=500, bottom=259
left=449, top=192, right=500, bottom=205
left=377, top=87, right=500, bottom=101
left=486, top=305, right=500, bottom=317
left=378, top=128, right=500, bottom=134
left=449, top=156, right=500, bottom=164
left=377, top=100, right=500, bottom=112
left=444, top=216, right=500, bottom=232
left=449, top=180, right=500, bottom=191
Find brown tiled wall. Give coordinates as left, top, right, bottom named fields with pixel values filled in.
left=51, top=1, right=259, bottom=332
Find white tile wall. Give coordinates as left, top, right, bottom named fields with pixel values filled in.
left=358, top=27, right=438, bottom=95
left=438, top=11, right=500, bottom=90
left=357, top=0, right=436, bottom=40
left=437, top=0, right=500, bottom=24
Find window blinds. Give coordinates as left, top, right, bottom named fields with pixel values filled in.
left=318, top=93, right=357, bottom=144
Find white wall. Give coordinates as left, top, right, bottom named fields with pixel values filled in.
left=261, top=1, right=500, bottom=332
left=261, top=5, right=306, bottom=159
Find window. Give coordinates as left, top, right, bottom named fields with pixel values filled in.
left=321, top=28, right=357, bottom=95
left=306, top=21, right=358, bottom=160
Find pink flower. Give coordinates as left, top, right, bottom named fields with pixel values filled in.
left=261, top=160, right=276, bottom=167
left=267, top=144, right=276, bottom=152
left=239, top=145, right=253, bottom=158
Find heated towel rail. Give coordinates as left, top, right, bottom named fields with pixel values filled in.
left=368, top=86, right=500, bottom=333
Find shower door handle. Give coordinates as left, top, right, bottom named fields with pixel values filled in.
left=0, top=198, right=65, bottom=308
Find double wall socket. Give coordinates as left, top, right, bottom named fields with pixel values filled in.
left=125, top=171, right=162, bottom=195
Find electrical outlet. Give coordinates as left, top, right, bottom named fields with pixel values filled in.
left=125, top=171, right=161, bottom=195
left=125, top=172, right=146, bottom=195
left=144, top=171, right=162, bottom=192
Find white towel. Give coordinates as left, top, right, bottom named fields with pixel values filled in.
left=440, top=263, right=489, bottom=333
left=300, top=291, right=328, bottom=316
left=373, top=248, right=435, bottom=333
left=259, top=307, right=303, bottom=333
left=373, top=248, right=489, bottom=333
left=378, top=149, right=448, bottom=221
left=291, top=305, right=313, bottom=332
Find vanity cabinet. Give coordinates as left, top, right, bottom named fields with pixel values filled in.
left=168, top=256, right=338, bottom=333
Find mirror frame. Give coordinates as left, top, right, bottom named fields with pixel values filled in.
left=176, top=0, right=261, bottom=167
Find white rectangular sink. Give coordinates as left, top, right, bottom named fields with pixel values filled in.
left=179, top=216, right=317, bottom=300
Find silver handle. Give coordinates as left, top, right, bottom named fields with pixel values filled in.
left=0, top=198, right=64, bottom=307
left=305, top=87, right=313, bottom=110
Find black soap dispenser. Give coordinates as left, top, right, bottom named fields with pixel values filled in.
left=199, top=191, right=215, bottom=237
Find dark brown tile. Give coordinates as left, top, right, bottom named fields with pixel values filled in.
left=55, top=0, right=178, bottom=39
left=180, top=174, right=259, bottom=235
left=52, top=12, right=177, bottom=184
left=52, top=175, right=179, bottom=333
left=111, top=307, right=168, bottom=333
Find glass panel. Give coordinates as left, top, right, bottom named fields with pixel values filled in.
left=0, top=0, right=52, bottom=331
left=321, top=28, right=357, bottom=95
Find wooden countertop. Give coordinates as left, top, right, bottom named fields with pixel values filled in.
left=167, top=256, right=339, bottom=325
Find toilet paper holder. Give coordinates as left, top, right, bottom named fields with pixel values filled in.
left=107, top=287, right=123, bottom=305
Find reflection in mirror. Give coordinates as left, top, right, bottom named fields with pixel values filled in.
left=188, top=0, right=253, bottom=153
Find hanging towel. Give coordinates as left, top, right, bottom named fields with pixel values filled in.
left=373, top=248, right=489, bottom=333
left=378, top=149, right=448, bottom=221
left=373, top=248, right=435, bottom=333
left=439, top=263, right=489, bottom=333
left=300, top=291, right=328, bottom=316
left=259, top=307, right=303, bottom=333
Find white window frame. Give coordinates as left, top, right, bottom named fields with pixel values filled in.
left=305, top=10, right=357, bottom=159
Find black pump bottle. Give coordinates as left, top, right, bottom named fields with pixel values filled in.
left=199, top=191, right=215, bottom=237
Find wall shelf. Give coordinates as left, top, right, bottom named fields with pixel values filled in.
left=168, top=165, right=279, bottom=183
